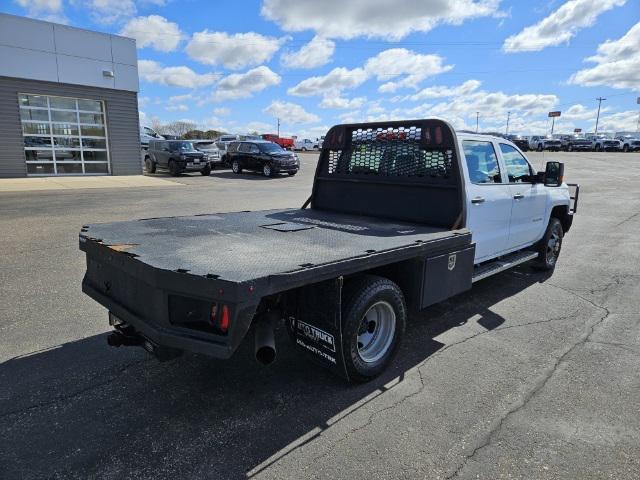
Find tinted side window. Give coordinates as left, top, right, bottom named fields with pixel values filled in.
left=238, top=143, right=250, bottom=153
left=462, top=140, right=502, bottom=184
left=500, top=144, right=533, bottom=183
left=228, top=142, right=240, bottom=153
left=249, top=144, right=260, bottom=154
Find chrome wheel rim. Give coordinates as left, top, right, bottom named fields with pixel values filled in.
left=264, top=164, right=271, bottom=176
left=232, top=161, right=239, bottom=173
left=357, top=301, right=396, bottom=363
left=546, top=226, right=562, bottom=266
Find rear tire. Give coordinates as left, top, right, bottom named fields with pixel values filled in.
left=533, top=218, right=564, bottom=271
left=341, top=275, right=406, bottom=383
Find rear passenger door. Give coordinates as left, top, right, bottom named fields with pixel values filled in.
left=499, top=143, right=547, bottom=250
left=462, top=139, right=513, bottom=263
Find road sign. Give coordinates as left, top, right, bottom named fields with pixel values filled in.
left=574, top=128, right=582, bottom=133
left=548, top=111, right=561, bottom=117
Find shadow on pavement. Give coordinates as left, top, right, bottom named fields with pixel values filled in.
left=0, top=268, right=551, bottom=479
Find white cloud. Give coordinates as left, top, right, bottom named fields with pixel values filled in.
left=84, top=0, right=137, bottom=24
left=211, top=66, right=281, bottom=101
left=589, top=110, right=639, bottom=132
left=262, top=0, right=502, bottom=40
left=288, top=67, right=368, bottom=96
left=503, top=0, right=626, bottom=52
left=280, top=36, right=335, bottom=69
left=120, top=15, right=183, bottom=52
left=319, top=95, right=367, bottom=109
left=186, top=31, right=286, bottom=70
left=364, top=49, right=453, bottom=92
left=264, top=100, right=320, bottom=124
left=166, top=104, right=188, bottom=112
left=213, top=107, right=231, bottom=116
left=408, top=79, right=482, bottom=101
left=15, top=0, right=67, bottom=22
left=569, top=21, right=640, bottom=90
left=288, top=49, right=452, bottom=96
left=138, top=60, right=218, bottom=88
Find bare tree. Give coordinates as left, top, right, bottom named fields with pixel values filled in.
left=149, top=117, right=166, bottom=134
left=163, top=121, right=198, bottom=138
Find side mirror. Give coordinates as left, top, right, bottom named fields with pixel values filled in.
left=544, top=161, right=564, bottom=187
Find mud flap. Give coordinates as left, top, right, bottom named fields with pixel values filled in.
left=287, top=277, right=349, bottom=380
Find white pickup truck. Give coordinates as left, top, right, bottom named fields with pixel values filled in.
left=294, top=138, right=319, bottom=151
left=80, top=119, right=579, bottom=382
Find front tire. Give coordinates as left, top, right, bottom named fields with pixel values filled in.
left=623, top=144, right=629, bottom=153
left=200, top=164, right=211, bottom=176
left=263, top=163, right=273, bottom=177
left=537, top=143, right=543, bottom=152
left=533, top=218, right=564, bottom=271
left=145, top=157, right=156, bottom=174
left=168, top=160, right=180, bottom=176
left=341, top=275, right=406, bottom=383
left=232, top=160, right=242, bottom=174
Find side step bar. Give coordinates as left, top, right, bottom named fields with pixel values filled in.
left=472, top=251, right=538, bottom=283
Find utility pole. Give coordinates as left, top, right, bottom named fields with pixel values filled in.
left=505, top=111, right=511, bottom=135
left=277, top=117, right=280, bottom=137
left=594, top=97, right=606, bottom=135
left=476, top=112, right=479, bottom=133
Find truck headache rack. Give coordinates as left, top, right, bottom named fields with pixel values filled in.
left=311, top=119, right=464, bottom=228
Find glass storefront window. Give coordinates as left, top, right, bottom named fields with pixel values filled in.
left=49, top=96, right=77, bottom=110
left=19, top=93, right=109, bottom=175
left=52, top=123, right=79, bottom=136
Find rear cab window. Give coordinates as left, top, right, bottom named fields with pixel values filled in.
left=462, top=140, right=502, bottom=184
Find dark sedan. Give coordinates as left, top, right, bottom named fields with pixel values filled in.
left=227, top=141, right=300, bottom=177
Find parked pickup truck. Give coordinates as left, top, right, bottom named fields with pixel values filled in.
left=79, top=119, right=579, bottom=383
left=615, top=134, right=640, bottom=152
left=529, top=135, right=562, bottom=152
left=294, top=138, right=319, bottom=151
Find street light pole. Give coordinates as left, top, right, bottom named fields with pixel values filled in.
left=505, top=111, right=511, bottom=135
left=277, top=117, right=280, bottom=137
left=476, top=112, right=479, bottom=133
left=594, top=97, right=606, bottom=135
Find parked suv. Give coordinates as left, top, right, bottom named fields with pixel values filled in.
left=561, top=134, right=592, bottom=151
left=192, top=140, right=222, bottom=168
left=615, top=134, right=640, bottom=152
left=528, top=135, right=562, bottom=151
left=145, top=140, right=210, bottom=176
left=227, top=140, right=300, bottom=177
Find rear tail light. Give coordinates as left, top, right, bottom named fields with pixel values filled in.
left=219, top=305, right=230, bottom=333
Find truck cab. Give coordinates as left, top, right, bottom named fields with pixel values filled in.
left=459, top=133, right=572, bottom=264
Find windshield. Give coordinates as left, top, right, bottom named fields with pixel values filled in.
left=170, top=141, right=194, bottom=151
left=195, top=142, right=216, bottom=150
left=260, top=143, right=285, bottom=153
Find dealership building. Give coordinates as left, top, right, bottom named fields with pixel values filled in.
left=0, top=13, right=141, bottom=177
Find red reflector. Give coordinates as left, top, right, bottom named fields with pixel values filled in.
left=219, top=305, right=230, bottom=333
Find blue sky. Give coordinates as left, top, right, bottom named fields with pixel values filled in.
left=5, top=0, right=640, bottom=138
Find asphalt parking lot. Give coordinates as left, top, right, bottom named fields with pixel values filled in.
left=1, top=151, right=639, bottom=479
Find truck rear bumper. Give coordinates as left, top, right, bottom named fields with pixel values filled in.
left=83, top=281, right=236, bottom=358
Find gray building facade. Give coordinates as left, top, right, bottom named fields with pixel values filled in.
left=0, top=14, right=141, bottom=177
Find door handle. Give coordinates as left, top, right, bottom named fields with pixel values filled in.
left=513, top=193, right=525, bottom=200
left=471, top=196, right=485, bottom=204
